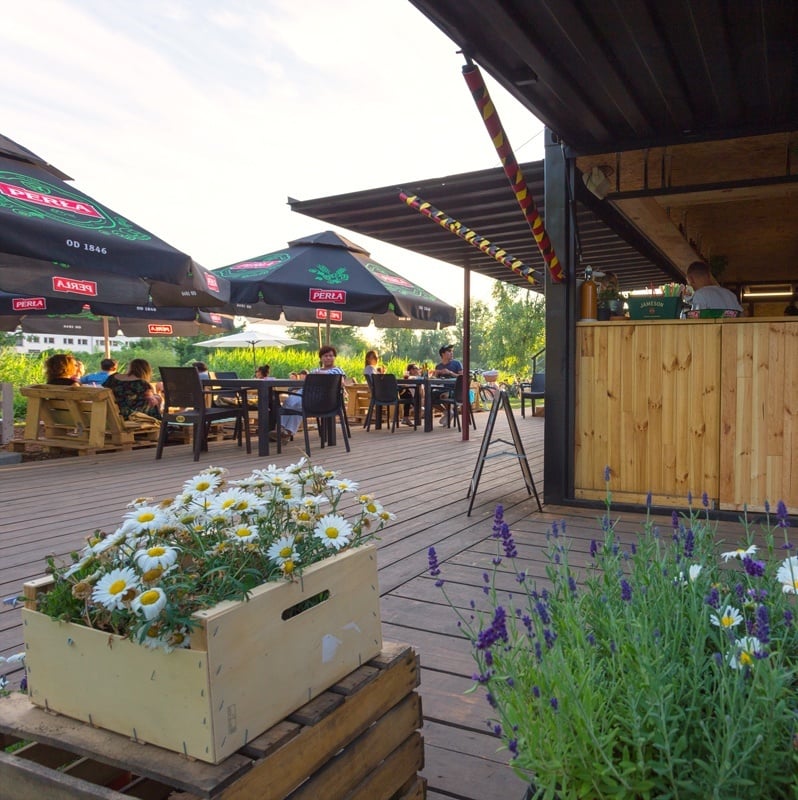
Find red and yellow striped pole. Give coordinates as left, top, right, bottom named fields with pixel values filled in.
left=463, top=62, right=565, bottom=283
left=399, top=191, right=539, bottom=285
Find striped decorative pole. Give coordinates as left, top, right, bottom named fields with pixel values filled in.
left=462, top=62, right=565, bottom=283
left=399, top=192, right=539, bottom=285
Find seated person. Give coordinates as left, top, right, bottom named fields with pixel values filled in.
left=432, top=344, right=463, bottom=425
left=192, top=361, right=211, bottom=380
left=80, top=358, right=118, bottom=385
left=400, top=363, right=423, bottom=426
left=363, top=350, right=380, bottom=377
left=45, top=353, right=81, bottom=386
left=685, top=261, right=743, bottom=315
left=105, top=359, right=162, bottom=420
left=278, top=346, right=344, bottom=440
left=255, top=364, right=270, bottom=379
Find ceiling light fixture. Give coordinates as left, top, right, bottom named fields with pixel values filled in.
left=742, top=284, right=794, bottom=300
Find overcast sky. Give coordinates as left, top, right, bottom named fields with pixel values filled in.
left=2, top=0, right=545, bottom=308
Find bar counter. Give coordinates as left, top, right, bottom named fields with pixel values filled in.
left=574, top=316, right=797, bottom=511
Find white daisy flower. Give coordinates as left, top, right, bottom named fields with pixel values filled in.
left=314, top=514, right=353, bottom=550
left=776, top=556, right=798, bottom=593
left=720, top=544, right=757, bottom=562
left=208, top=489, right=250, bottom=515
left=329, top=478, right=358, bottom=493
left=0, top=652, right=25, bottom=665
left=361, top=498, right=384, bottom=517
left=728, top=636, right=763, bottom=670
left=228, top=525, right=259, bottom=543
left=90, top=526, right=129, bottom=555
left=710, top=605, right=744, bottom=629
left=268, top=535, right=299, bottom=565
left=122, top=505, right=167, bottom=533
left=131, top=587, right=167, bottom=620
left=92, top=567, right=140, bottom=610
left=134, top=545, right=179, bottom=572
left=299, top=494, right=329, bottom=510
left=183, top=472, right=222, bottom=495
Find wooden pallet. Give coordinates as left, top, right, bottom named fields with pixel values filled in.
left=0, top=642, right=424, bottom=800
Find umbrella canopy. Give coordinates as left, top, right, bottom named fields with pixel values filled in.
left=0, top=292, right=235, bottom=353
left=197, top=325, right=302, bottom=371
left=212, top=231, right=456, bottom=331
left=0, top=136, right=229, bottom=307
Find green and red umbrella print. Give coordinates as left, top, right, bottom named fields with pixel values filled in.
left=212, top=231, right=456, bottom=331
left=0, top=136, right=229, bottom=308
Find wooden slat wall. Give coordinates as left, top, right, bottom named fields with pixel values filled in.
left=720, top=321, right=798, bottom=511
left=576, top=320, right=721, bottom=505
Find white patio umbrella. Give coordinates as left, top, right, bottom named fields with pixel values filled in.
left=197, top=325, right=302, bottom=370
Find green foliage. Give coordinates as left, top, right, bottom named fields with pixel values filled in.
left=433, top=492, right=798, bottom=798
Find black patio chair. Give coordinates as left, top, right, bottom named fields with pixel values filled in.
left=156, top=366, right=251, bottom=461
left=210, top=370, right=240, bottom=407
left=276, top=373, right=350, bottom=454
left=520, top=373, right=545, bottom=418
left=364, top=373, right=405, bottom=433
left=438, top=374, right=477, bottom=431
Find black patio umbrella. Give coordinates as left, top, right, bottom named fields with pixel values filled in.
left=212, top=231, right=456, bottom=337
left=0, top=138, right=229, bottom=307
left=0, top=291, right=235, bottom=353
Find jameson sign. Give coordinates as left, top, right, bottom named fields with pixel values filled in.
left=309, top=288, right=346, bottom=304
left=148, top=324, right=173, bottom=335
left=52, top=276, right=98, bottom=297
left=0, top=181, right=102, bottom=218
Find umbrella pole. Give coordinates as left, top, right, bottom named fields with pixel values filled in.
left=102, top=316, right=111, bottom=359
left=325, top=318, right=331, bottom=346
left=316, top=323, right=322, bottom=350
left=250, top=342, right=257, bottom=374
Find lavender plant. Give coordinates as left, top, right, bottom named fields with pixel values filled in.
left=430, top=489, right=798, bottom=798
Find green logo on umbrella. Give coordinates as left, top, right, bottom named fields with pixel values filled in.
left=309, top=264, right=349, bottom=284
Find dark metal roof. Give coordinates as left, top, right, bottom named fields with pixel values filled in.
left=289, top=161, right=680, bottom=294
left=408, top=0, right=798, bottom=155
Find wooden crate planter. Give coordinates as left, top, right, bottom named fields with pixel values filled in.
left=0, top=642, right=424, bottom=800
left=21, top=545, right=382, bottom=764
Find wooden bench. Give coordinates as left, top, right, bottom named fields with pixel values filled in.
left=18, top=384, right=160, bottom=454
left=345, top=382, right=372, bottom=424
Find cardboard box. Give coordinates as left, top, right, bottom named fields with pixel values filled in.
left=22, top=545, right=382, bottom=764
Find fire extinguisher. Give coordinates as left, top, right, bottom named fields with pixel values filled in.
left=580, top=266, right=598, bottom=321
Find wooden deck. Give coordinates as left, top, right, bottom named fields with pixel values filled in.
left=0, top=409, right=747, bottom=799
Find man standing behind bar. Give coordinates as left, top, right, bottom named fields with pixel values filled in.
left=686, top=261, right=743, bottom=314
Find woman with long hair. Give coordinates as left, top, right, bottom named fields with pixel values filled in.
left=104, top=359, right=162, bottom=420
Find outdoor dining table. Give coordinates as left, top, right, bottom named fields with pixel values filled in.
left=423, top=377, right=457, bottom=431
left=206, top=377, right=306, bottom=457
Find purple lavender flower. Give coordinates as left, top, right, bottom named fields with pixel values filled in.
left=702, top=492, right=709, bottom=508
left=550, top=696, right=559, bottom=711
left=590, top=539, right=598, bottom=558
left=532, top=685, right=541, bottom=698
left=568, top=576, right=577, bottom=594
left=687, top=490, right=693, bottom=505
left=492, top=505, right=505, bottom=538
left=683, top=528, right=695, bottom=558
left=516, top=571, right=527, bottom=583
left=646, top=491, right=652, bottom=510
left=756, top=605, right=770, bottom=644
left=743, top=557, right=766, bottom=577
left=587, top=633, right=596, bottom=646
left=427, top=547, right=440, bottom=577
left=777, top=500, right=790, bottom=529
left=535, top=600, right=551, bottom=625
left=493, top=723, right=502, bottom=736
left=475, top=606, right=508, bottom=650
left=543, top=628, right=557, bottom=649
left=500, top=523, right=518, bottom=558
left=604, top=465, right=611, bottom=482
left=620, top=579, right=632, bottom=602
left=705, top=587, right=720, bottom=608
left=671, top=510, right=679, bottom=529
left=734, top=583, right=745, bottom=600
left=784, top=608, right=794, bottom=627
left=508, top=739, right=519, bottom=756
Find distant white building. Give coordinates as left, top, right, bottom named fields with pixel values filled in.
left=14, top=332, right=131, bottom=355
